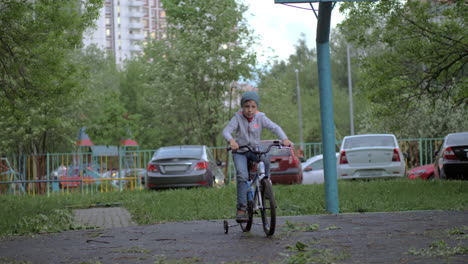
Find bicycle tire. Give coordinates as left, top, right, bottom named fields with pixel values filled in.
left=260, top=178, right=276, bottom=236
left=239, top=200, right=254, bottom=232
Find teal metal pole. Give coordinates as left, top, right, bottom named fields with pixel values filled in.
left=316, top=2, right=339, bottom=214
left=46, top=153, right=50, bottom=197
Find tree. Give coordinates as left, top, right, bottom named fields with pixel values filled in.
left=0, top=0, right=103, bottom=155
left=74, top=45, right=139, bottom=147
left=258, top=35, right=368, bottom=143
left=129, top=0, right=256, bottom=148
left=338, top=0, right=468, bottom=137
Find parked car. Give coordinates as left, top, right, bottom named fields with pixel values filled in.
left=145, top=145, right=224, bottom=189
left=260, top=140, right=303, bottom=184
left=407, top=164, right=435, bottom=180
left=301, top=153, right=339, bottom=184
left=337, top=134, right=406, bottom=179
left=434, top=132, right=468, bottom=180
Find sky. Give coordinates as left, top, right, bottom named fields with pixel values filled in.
left=242, top=0, right=345, bottom=65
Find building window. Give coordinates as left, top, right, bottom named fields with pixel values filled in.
left=106, top=29, right=111, bottom=36
left=106, top=18, right=111, bottom=24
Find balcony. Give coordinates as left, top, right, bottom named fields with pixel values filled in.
left=128, top=22, right=143, bottom=29
left=129, top=9, right=144, bottom=18
left=129, top=44, right=143, bottom=52
left=129, top=33, right=145, bottom=40
left=128, top=0, right=144, bottom=7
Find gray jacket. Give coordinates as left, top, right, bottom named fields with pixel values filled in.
left=222, top=110, right=288, bottom=152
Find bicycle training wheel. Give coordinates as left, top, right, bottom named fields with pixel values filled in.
left=260, top=179, right=276, bottom=236
left=239, top=200, right=254, bottom=232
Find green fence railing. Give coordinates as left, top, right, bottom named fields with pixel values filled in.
left=0, top=138, right=444, bottom=196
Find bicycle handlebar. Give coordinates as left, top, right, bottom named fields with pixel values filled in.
left=227, top=140, right=288, bottom=155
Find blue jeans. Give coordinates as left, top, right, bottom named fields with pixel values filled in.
left=232, top=151, right=270, bottom=211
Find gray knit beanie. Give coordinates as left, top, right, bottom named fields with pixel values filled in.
left=240, top=91, right=260, bottom=107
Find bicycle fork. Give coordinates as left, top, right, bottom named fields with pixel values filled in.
left=252, top=161, right=267, bottom=211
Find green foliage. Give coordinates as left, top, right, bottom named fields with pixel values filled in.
left=13, top=209, right=87, bottom=234
left=339, top=0, right=468, bottom=138
left=119, top=0, right=256, bottom=149
left=408, top=240, right=468, bottom=257
left=0, top=0, right=103, bottom=155
left=257, top=35, right=367, bottom=143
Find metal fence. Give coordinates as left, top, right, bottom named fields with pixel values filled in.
left=0, top=138, right=443, bottom=196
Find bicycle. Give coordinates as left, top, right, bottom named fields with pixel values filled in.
left=224, top=141, right=284, bottom=236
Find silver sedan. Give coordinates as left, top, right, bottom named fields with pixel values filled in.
left=337, top=134, right=406, bottom=179
left=145, top=145, right=225, bottom=189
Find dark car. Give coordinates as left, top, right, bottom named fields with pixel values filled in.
left=407, top=164, right=436, bottom=180
left=145, top=145, right=224, bottom=189
left=260, top=140, right=303, bottom=184
left=434, top=132, right=468, bottom=180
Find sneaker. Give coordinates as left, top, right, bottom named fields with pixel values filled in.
left=236, top=210, right=248, bottom=223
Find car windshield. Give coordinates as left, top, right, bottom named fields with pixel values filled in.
left=446, top=133, right=468, bottom=145
left=155, top=146, right=203, bottom=159
left=343, top=136, right=395, bottom=149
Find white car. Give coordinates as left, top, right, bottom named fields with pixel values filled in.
left=337, top=134, right=406, bottom=179
left=301, top=153, right=339, bottom=184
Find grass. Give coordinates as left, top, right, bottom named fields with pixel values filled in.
left=0, top=178, right=467, bottom=236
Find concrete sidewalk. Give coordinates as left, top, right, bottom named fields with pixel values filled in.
left=0, top=210, right=466, bottom=264
left=73, top=207, right=136, bottom=229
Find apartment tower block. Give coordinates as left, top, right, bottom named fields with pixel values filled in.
left=83, top=0, right=167, bottom=64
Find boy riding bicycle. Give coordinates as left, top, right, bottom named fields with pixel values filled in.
left=222, top=91, right=292, bottom=222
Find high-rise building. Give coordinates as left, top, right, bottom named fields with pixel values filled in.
left=83, top=0, right=167, bottom=65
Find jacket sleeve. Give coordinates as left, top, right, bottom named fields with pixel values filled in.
left=262, top=115, right=288, bottom=141
left=222, top=116, right=238, bottom=142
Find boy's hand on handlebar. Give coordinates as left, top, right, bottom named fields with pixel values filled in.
left=229, top=139, right=239, bottom=151
left=282, top=139, right=292, bottom=147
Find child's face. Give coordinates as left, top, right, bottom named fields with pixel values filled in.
left=242, top=100, right=257, bottom=119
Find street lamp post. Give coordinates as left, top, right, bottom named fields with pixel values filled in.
left=295, top=69, right=304, bottom=150
left=347, top=44, right=355, bottom=135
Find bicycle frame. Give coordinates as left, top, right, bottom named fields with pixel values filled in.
left=249, top=159, right=267, bottom=211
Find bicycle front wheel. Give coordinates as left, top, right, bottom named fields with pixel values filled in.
left=239, top=200, right=253, bottom=232
left=260, top=178, right=276, bottom=236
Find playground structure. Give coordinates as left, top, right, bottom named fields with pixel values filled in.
left=0, top=127, right=149, bottom=196
left=0, top=158, right=26, bottom=195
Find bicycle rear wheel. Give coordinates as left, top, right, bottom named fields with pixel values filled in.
left=260, top=178, right=276, bottom=236
left=239, top=200, right=253, bottom=232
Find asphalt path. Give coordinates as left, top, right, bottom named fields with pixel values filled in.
left=0, top=210, right=467, bottom=264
